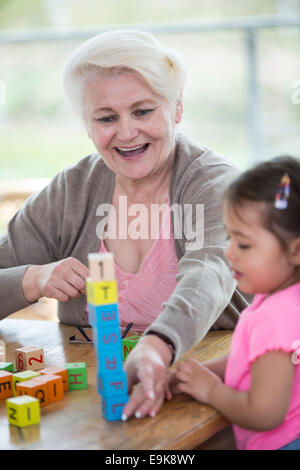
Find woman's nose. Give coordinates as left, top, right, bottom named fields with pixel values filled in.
left=117, top=116, right=139, bottom=142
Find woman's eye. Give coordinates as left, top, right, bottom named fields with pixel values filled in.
left=96, top=115, right=117, bottom=123
left=133, top=108, right=154, bottom=117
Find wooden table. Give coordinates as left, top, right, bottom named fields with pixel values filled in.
left=0, top=319, right=233, bottom=450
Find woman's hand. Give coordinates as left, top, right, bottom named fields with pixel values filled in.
left=22, top=257, right=89, bottom=303
left=172, top=358, right=222, bottom=404
left=122, top=335, right=173, bottom=420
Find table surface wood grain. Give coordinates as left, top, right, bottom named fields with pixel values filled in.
left=0, top=319, right=232, bottom=450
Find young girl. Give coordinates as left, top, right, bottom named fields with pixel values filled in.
left=171, top=155, right=300, bottom=450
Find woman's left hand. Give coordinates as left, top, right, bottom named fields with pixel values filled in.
left=122, top=335, right=173, bottom=420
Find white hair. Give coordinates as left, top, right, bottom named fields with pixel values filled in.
left=63, top=29, right=187, bottom=122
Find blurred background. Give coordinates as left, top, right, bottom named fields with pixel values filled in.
left=0, top=0, right=300, bottom=234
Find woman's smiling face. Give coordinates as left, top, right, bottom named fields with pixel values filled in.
left=85, top=71, right=182, bottom=183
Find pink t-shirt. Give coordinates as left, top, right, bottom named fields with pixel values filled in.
left=99, top=201, right=178, bottom=332
left=225, top=283, right=300, bottom=450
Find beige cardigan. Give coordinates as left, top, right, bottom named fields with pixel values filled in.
left=0, top=133, right=249, bottom=361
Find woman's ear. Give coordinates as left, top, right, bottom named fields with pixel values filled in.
left=175, top=96, right=183, bottom=124
left=289, top=237, right=300, bottom=266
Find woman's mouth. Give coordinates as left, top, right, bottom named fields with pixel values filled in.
left=114, top=143, right=149, bottom=158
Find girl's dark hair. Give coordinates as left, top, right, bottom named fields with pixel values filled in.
left=224, top=155, right=300, bottom=248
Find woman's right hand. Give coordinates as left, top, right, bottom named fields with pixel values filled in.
left=22, top=257, right=89, bottom=303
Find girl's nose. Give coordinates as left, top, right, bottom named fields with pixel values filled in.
left=225, top=241, right=237, bottom=264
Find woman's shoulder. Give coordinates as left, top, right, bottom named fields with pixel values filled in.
left=175, top=132, right=237, bottom=170
left=172, top=133, right=239, bottom=199
left=62, top=152, right=110, bottom=179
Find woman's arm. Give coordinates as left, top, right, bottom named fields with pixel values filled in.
left=175, top=350, right=294, bottom=431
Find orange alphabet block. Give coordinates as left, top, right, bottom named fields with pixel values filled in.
left=39, top=366, right=69, bottom=392
left=16, top=377, right=49, bottom=407
left=15, top=346, right=44, bottom=371
left=37, top=374, right=64, bottom=403
left=0, top=370, right=13, bottom=399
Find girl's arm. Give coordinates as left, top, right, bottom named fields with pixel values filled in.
left=175, top=350, right=294, bottom=431
left=201, top=354, right=228, bottom=381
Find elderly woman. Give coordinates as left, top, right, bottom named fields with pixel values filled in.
left=0, top=29, right=248, bottom=419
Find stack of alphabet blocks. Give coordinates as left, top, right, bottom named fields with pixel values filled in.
left=0, top=339, right=87, bottom=428
left=86, top=252, right=129, bottom=421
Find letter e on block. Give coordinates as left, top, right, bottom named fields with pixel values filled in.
left=0, top=370, right=13, bottom=399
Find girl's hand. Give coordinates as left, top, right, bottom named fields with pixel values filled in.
left=22, top=257, right=89, bottom=303
left=174, top=358, right=222, bottom=404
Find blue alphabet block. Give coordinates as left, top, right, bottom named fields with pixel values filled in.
left=101, top=394, right=129, bottom=421
left=97, top=347, right=123, bottom=374
left=95, top=324, right=122, bottom=353
left=88, top=303, right=120, bottom=329
left=97, top=370, right=128, bottom=397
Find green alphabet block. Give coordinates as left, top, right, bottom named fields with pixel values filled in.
left=66, top=362, right=88, bottom=390
left=0, top=362, right=14, bottom=372
left=122, top=336, right=140, bottom=361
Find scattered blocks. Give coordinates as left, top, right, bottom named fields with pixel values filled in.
left=6, top=395, right=40, bottom=428
left=0, top=371, right=13, bottom=399
left=16, top=377, right=49, bottom=407
left=66, top=362, right=88, bottom=390
left=40, top=366, right=69, bottom=392
left=15, top=346, right=44, bottom=371
left=87, top=252, right=129, bottom=421
left=122, top=336, right=140, bottom=361
left=0, top=340, right=6, bottom=362
left=12, top=370, right=41, bottom=396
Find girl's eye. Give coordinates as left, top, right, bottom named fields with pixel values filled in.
left=238, top=244, right=250, bottom=250
left=133, top=108, right=154, bottom=117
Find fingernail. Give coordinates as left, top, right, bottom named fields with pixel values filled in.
left=135, top=412, right=141, bottom=418
left=150, top=410, right=156, bottom=418
left=148, top=391, right=155, bottom=400
left=121, top=414, right=127, bottom=421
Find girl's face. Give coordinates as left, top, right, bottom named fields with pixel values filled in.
left=224, top=202, right=296, bottom=295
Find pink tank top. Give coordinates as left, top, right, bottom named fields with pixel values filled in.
left=99, top=201, right=178, bottom=332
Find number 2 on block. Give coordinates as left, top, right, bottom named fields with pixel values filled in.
left=28, top=355, right=43, bottom=366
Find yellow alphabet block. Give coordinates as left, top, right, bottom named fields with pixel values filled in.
left=86, top=279, right=118, bottom=305
left=6, top=395, right=40, bottom=427
left=12, top=370, right=41, bottom=396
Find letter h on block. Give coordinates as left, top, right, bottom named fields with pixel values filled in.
left=87, top=253, right=129, bottom=421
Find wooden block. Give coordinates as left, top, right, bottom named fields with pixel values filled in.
left=66, top=362, right=88, bottom=390
left=0, top=362, right=14, bottom=372
left=88, top=303, right=120, bottom=329
left=97, top=347, right=123, bottom=375
left=15, top=346, right=44, bottom=371
left=0, top=370, right=13, bottom=399
left=86, top=279, right=118, bottom=305
left=16, top=377, right=49, bottom=407
left=12, top=371, right=41, bottom=396
left=0, top=340, right=5, bottom=362
left=39, top=366, right=69, bottom=392
left=6, top=395, right=40, bottom=427
left=88, top=252, right=115, bottom=281
left=98, top=370, right=128, bottom=398
left=36, top=374, right=64, bottom=403
left=122, top=336, right=140, bottom=361
left=102, top=394, right=129, bottom=421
